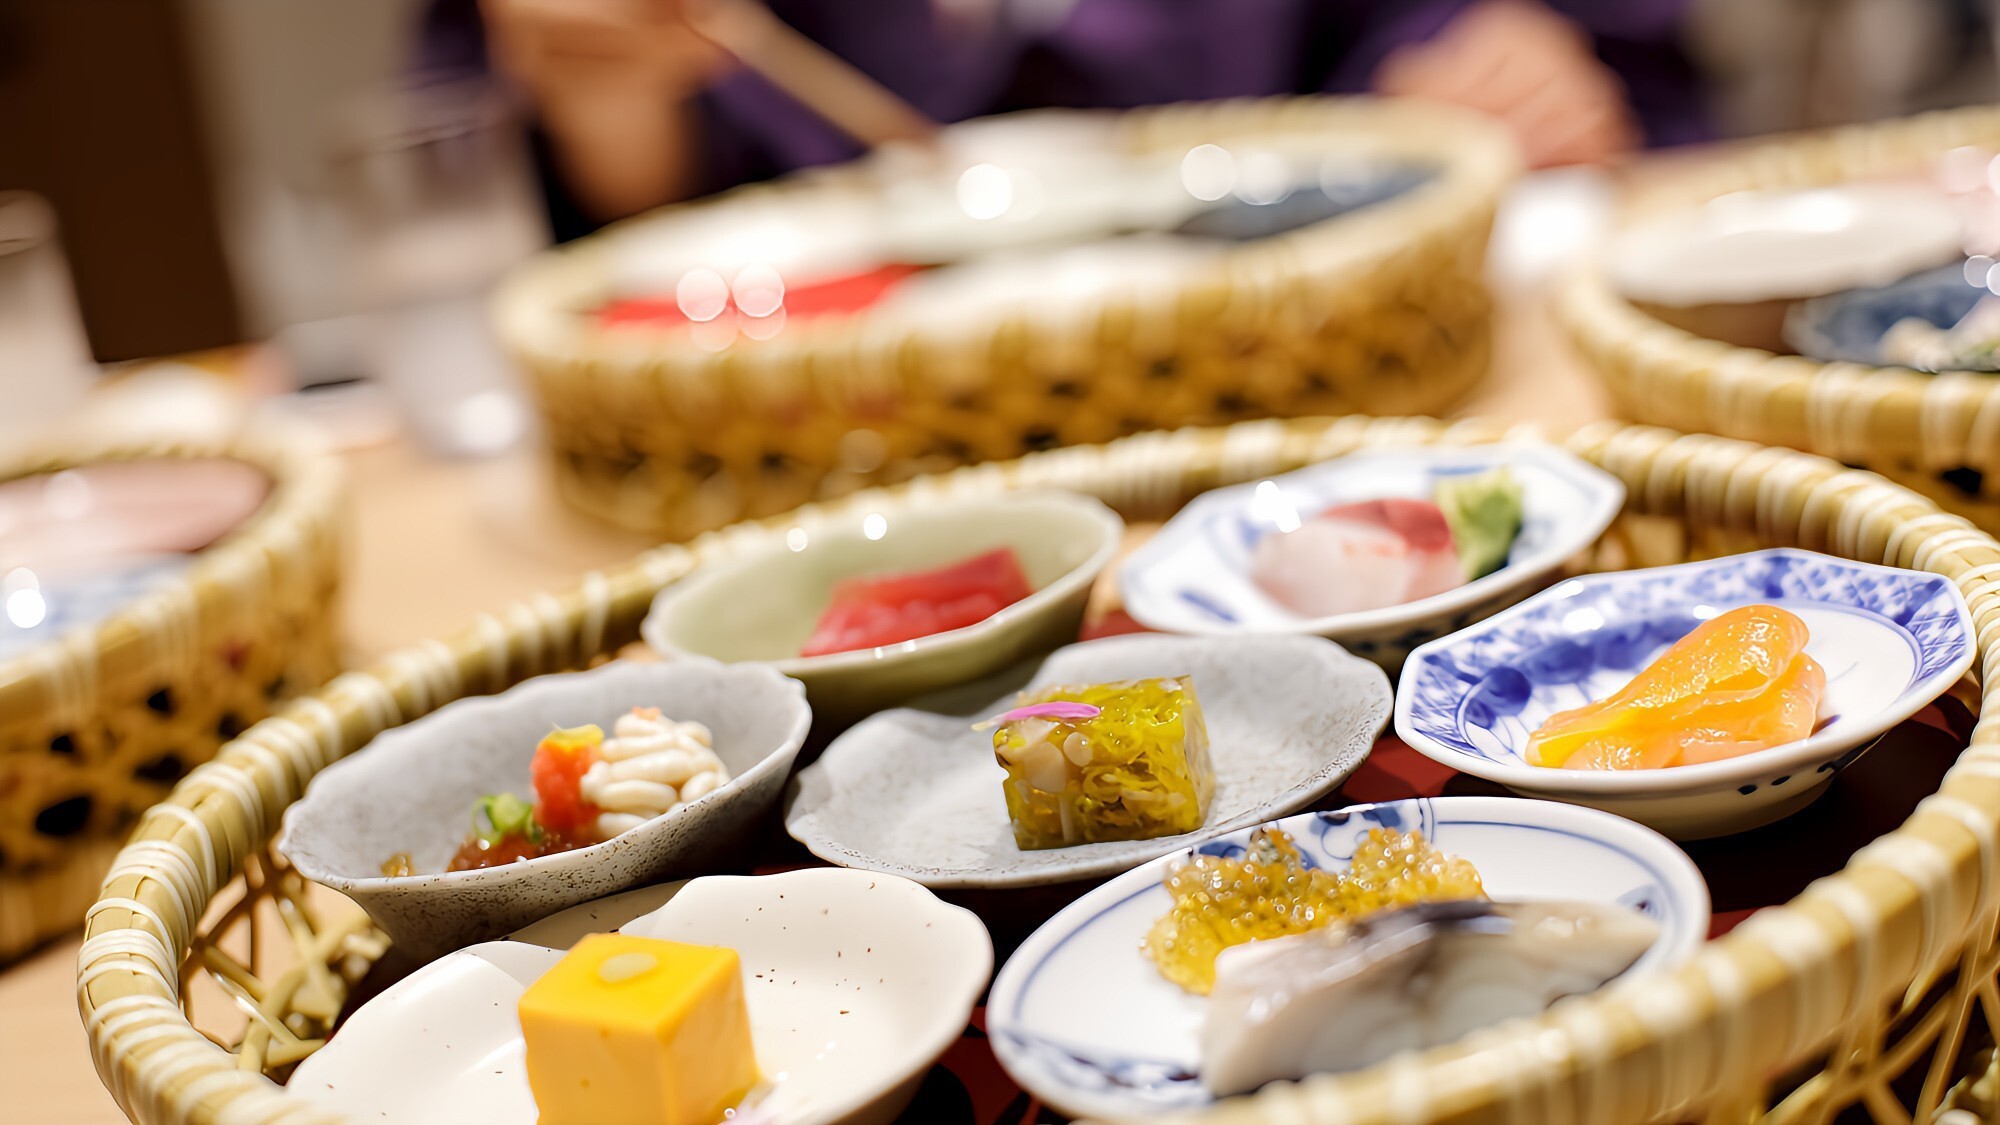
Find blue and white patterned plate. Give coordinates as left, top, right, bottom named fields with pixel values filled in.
left=0, top=555, right=194, bottom=663
left=1395, top=549, right=1976, bottom=839
left=1117, top=444, right=1625, bottom=668
left=985, top=797, right=1708, bottom=1121
left=1784, top=264, right=1990, bottom=368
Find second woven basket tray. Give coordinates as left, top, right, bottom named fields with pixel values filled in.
left=1560, top=104, right=2000, bottom=531
left=497, top=96, right=1519, bottom=539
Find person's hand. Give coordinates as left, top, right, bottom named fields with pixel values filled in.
left=480, top=0, right=729, bottom=110
left=1373, top=0, right=1639, bottom=168
left=479, top=0, right=731, bottom=218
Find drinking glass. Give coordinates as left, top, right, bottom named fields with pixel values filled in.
left=0, top=192, right=96, bottom=455
left=332, top=79, right=550, bottom=456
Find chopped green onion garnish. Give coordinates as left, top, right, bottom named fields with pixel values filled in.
left=472, top=793, right=540, bottom=847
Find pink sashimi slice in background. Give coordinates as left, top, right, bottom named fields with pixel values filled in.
left=1249, top=497, right=1464, bottom=617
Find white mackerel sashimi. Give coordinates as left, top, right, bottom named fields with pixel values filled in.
left=1200, top=899, right=1659, bottom=1097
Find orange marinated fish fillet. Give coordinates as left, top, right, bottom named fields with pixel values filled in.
left=1527, top=605, right=1825, bottom=771
left=1555, top=651, right=1824, bottom=770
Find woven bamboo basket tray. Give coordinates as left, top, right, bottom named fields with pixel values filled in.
left=0, top=436, right=344, bottom=963
left=496, top=96, right=1518, bottom=539
left=1559, top=105, right=2000, bottom=532
left=77, top=415, right=2000, bottom=1124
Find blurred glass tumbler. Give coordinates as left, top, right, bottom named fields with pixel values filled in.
left=334, top=80, right=549, bottom=456
left=0, top=193, right=97, bottom=454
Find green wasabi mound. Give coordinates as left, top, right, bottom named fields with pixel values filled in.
left=1435, top=466, right=1524, bottom=580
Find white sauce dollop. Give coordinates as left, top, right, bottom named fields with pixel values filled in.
left=580, top=707, right=731, bottom=838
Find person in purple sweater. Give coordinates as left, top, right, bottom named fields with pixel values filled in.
left=421, top=0, right=1701, bottom=238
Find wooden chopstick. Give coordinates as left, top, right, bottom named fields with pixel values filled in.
left=691, top=0, right=942, bottom=150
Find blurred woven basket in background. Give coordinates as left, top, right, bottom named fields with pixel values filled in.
left=497, top=96, right=1518, bottom=539
left=1560, top=104, right=2000, bottom=531
left=75, top=415, right=2000, bottom=1124
left=0, top=437, right=343, bottom=962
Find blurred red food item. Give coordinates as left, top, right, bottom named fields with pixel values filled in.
left=801, top=547, right=1034, bottom=657
left=597, top=263, right=923, bottom=327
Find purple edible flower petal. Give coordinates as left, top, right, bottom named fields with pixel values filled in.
left=976, top=701, right=1102, bottom=732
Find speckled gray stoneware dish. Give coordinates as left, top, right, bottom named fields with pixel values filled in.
left=278, top=659, right=812, bottom=961
left=783, top=632, right=1391, bottom=888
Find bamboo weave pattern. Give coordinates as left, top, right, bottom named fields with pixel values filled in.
left=1, top=437, right=343, bottom=962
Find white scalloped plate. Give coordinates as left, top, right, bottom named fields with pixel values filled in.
left=290, top=868, right=992, bottom=1125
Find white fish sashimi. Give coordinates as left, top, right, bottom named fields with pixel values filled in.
left=1200, top=899, right=1659, bottom=1097
left=1250, top=517, right=1415, bottom=616
left=1248, top=499, right=1463, bottom=618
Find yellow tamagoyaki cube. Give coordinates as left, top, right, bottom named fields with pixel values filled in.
left=518, top=932, right=758, bottom=1125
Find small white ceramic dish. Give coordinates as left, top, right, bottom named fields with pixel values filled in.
left=874, top=153, right=1203, bottom=264
left=985, top=797, right=1709, bottom=1120
left=642, top=490, right=1123, bottom=722
left=0, top=457, right=273, bottom=659
left=290, top=868, right=992, bottom=1125
left=1117, top=444, right=1625, bottom=667
left=784, top=632, right=1390, bottom=888
left=1395, top=549, right=1977, bottom=839
left=883, top=236, right=1225, bottom=323
left=279, top=660, right=812, bottom=960
left=0, top=456, right=271, bottom=568
left=1607, top=184, right=1964, bottom=307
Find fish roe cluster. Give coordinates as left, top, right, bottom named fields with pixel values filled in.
left=1141, top=827, right=1484, bottom=994
left=1338, top=826, right=1486, bottom=917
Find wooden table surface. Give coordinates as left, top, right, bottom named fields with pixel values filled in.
left=0, top=287, right=1611, bottom=1123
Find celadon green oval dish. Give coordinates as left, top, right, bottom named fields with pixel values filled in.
left=640, top=490, right=1123, bottom=723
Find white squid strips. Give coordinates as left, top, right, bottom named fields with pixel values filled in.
left=580, top=709, right=731, bottom=838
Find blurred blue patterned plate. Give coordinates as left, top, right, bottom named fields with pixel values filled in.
left=985, top=797, right=1707, bottom=1120
left=0, top=554, right=193, bottom=662
left=1784, top=263, right=1992, bottom=369
left=1170, top=161, right=1437, bottom=242
left=1395, top=549, right=1975, bottom=839
left=1117, top=444, right=1625, bottom=669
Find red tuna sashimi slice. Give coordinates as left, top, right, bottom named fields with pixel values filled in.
left=800, top=547, right=1034, bottom=656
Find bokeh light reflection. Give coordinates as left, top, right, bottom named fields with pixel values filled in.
left=1180, top=144, right=1235, bottom=202
left=675, top=267, right=730, bottom=322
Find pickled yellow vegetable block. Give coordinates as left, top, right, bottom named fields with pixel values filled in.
left=518, top=933, right=758, bottom=1125
left=1142, top=827, right=1485, bottom=994
left=986, top=677, right=1214, bottom=850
